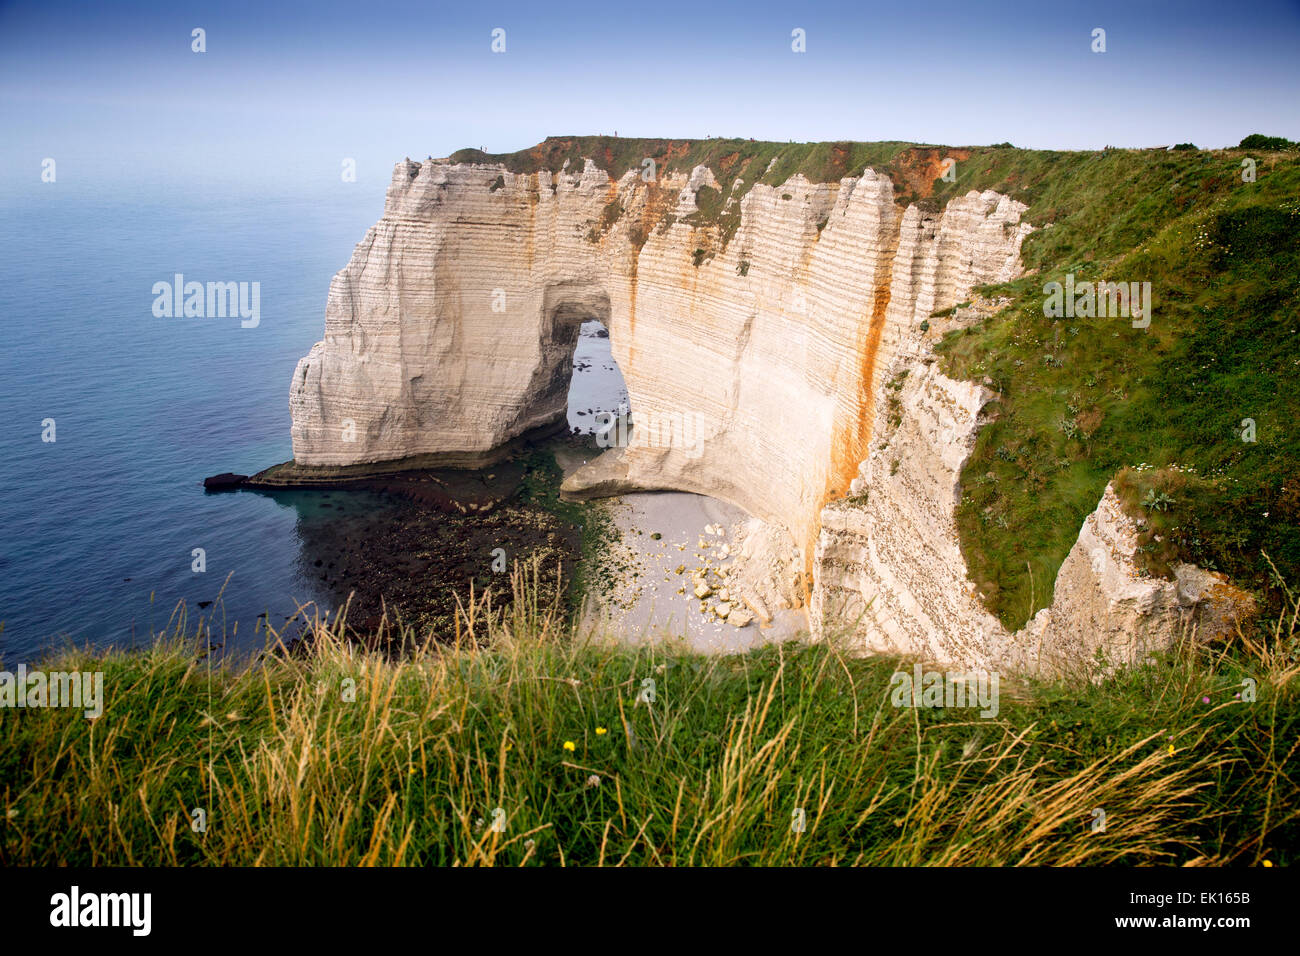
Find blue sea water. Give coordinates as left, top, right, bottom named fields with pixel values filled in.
left=0, top=172, right=390, bottom=663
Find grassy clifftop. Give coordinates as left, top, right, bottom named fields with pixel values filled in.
left=448, top=135, right=923, bottom=191
left=449, top=136, right=956, bottom=248
left=936, top=145, right=1300, bottom=629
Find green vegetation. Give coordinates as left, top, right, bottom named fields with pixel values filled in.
left=689, top=184, right=723, bottom=224
left=934, top=146, right=1300, bottom=629
left=932, top=300, right=972, bottom=320
left=449, top=136, right=954, bottom=250
left=515, top=445, right=618, bottom=615
left=449, top=136, right=917, bottom=194
left=884, top=369, right=909, bottom=434
left=1239, top=134, right=1298, bottom=151
left=594, top=197, right=622, bottom=239
left=1111, top=466, right=1214, bottom=578
left=2, top=567, right=1296, bottom=866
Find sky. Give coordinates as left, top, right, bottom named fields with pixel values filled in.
left=1, top=0, right=1299, bottom=189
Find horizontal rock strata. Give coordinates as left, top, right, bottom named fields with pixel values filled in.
left=290, top=144, right=1249, bottom=672
left=813, top=356, right=1257, bottom=674
left=290, top=155, right=1031, bottom=560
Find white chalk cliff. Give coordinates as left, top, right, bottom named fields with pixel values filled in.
left=290, top=145, right=1247, bottom=671
left=811, top=353, right=1254, bottom=675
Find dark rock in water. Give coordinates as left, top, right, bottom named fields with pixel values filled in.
left=594, top=328, right=609, bottom=338
left=198, top=600, right=213, bottom=609
left=203, top=472, right=247, bottom=491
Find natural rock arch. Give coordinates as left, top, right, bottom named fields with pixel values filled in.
left=280, top=146, right=1253, bottom=673
left=530, top=281, right=614, bottom=433
left=289, top=156, right=1031, bottom=557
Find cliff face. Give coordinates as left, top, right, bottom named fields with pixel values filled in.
left=290, top=155, right=1031, bottom=558
left=290, top=145, right=1247, bottom=671
left=812, top=359, right=1013, bottom=669
left=813, top=351, right=1256, bottom=674
left=1019, top=486, right=1257, bottom=671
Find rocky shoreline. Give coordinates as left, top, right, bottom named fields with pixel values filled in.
left=207, top=433, right=605, bottom=652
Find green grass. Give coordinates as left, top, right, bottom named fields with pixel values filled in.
left=935, top=149, right=1300, bottom=629
left=2, top=566, right=1297, bottom=866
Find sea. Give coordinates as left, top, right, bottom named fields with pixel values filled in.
left=0, top=171, right=625, bottom=664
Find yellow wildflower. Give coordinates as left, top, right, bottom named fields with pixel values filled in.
left=596, top=726, right=607, bottom=735
left=563, top=740, right=575, bottom=752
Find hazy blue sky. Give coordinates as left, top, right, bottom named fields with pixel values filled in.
left=2, top=0, right=1298, bottom=189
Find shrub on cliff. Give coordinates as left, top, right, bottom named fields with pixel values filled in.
left=1238, top=134, right=1298, bottom=150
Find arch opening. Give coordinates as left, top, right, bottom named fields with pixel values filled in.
left=566, top=319, right=630, bottom=443
left=534, top=282, right=629, bottom=450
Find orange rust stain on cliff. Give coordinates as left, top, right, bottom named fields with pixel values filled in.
left=661, top=141, right=691, bottom=165
left=828, top=143, right=850, bottom=179
left=531, top=138, right=574, bottom=168
left=626, top=185, right=639, bottom=347
left=625, top=180, right=675, bottom=352
left=803, top=217, right=899, bottom=580
left=627, top=192, right=639, bottom=340
left=639, top=181, right=673, bottom=232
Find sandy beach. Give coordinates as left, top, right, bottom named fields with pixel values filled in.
left=556, top=446, right=805, bottom=652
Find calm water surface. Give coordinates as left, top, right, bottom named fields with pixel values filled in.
left=0, top=174, right=385, bottom=661
left=0, top=172, right=630, bottom=664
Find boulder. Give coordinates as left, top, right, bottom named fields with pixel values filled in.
left=203, top=472, right=248, bottom=491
